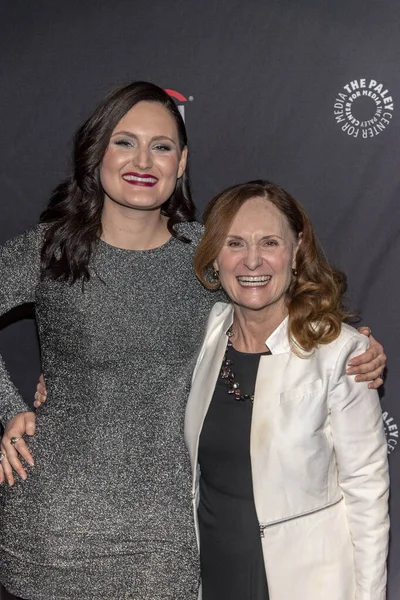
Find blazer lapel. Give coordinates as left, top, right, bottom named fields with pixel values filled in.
left=184, top=303, right=233, bottom=486
left=251, top=318, right=292, bottom=520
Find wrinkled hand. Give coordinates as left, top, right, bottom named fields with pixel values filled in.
left=347, top=328, right=386, bottom=389
left=0, top=412, right=36, bottom=486
left=34, top=373, right=47, bottom=408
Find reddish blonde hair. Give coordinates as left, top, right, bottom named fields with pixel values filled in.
left=194, top=180, right=350, bottom=353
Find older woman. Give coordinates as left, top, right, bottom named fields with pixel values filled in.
left=186, top=180, right=389, bottom=600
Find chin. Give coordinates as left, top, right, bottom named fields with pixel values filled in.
left=124, top=199, right=164, bottom=211
left=235, top=300, right=270, bottom=312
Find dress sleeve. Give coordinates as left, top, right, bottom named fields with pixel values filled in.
left=328, top=333, right=389, bottom=600
left=0, top=226, right=43, bottom=425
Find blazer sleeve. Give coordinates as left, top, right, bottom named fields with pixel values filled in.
left=328, top=333, right=389, bottom=600
left=0, top=226, right=44, bottom=425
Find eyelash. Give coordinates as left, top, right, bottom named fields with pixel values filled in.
left=153, top=144, right=172, bottom=152
left=227, top=240, right=279, bottom=248
left=113, top=140, right=172, bottom=152
left=114, top=140, right=133, bottom=147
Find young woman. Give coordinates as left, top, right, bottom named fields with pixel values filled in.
left=0, top=81, right=219, bottom=600
left=0, top=84, right=385, bottom=599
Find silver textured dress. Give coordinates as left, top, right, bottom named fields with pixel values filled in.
left=0, top=222, right=217, bottom=600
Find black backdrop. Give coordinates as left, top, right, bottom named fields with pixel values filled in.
left=1, top=0, right=399, bottom=596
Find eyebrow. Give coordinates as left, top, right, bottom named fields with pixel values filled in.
left=226, top=234, right=284, bottom=240
left=110, top=131, right=177, bottom=144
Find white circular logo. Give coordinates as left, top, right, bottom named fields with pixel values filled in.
left=333, top=78, right=394, bottom=138
left=382, top=410, right=398, bottom=455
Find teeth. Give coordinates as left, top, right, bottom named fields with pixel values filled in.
left=238, top=276, right=271, bottom=281
left=123, top=175, right=158, bottom=183
left=237, top=276, right=271, bottom=287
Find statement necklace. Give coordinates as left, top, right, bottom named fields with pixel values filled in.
left=220, top=326, right=255, bottom=403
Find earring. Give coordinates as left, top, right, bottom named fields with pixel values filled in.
left=213, top=268, right=220, bottom=282
left=292, top=268, right=298, bottom=276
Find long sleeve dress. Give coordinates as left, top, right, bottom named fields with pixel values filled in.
left=0, top=221, right=218, bottom=600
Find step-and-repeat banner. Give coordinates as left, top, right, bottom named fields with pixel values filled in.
left=1, top=0, right=399, bottom=596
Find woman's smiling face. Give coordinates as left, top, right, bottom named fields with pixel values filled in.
left=214, top=196, right=301, bottom=316
left=100, top=100, right=187, bottom=213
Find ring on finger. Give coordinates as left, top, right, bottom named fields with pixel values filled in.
left=364, top=326, right=372, bottom=336
left=0, top=451, right=6, bottom=462
left=10, top=437, right=21, bottom=446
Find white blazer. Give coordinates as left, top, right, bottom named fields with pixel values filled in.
left=185, top=302, right=389, bottom=600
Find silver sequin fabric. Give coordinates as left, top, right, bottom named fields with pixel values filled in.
left=0, top=222, right=219, bottom=600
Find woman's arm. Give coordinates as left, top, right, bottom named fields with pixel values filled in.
left=0, top=226, right=43, bottom=484
left=0, top=226, right=43, bottom=424
left=329, top=333, right=389, bottom=600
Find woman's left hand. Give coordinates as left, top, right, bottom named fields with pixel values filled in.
left=0, top=411, right=36, bottom=486
left=347, top=327, right=386, bottom=389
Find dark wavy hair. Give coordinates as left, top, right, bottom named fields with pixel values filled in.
left=40, top=81, right=195, bottom=282
left=194, top=180, right=351, bottom=353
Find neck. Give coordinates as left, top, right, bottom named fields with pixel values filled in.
left=101, top=200, right=170, bottom=250
left=231, top=303, right=288, bottom=353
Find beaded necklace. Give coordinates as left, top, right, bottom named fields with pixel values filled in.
left=220, top=326, right=255, bottom=403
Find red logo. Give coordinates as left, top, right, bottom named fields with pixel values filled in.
left=165, top=89, right=191, bottom=122
left=165, top=89, right=187, bottom=102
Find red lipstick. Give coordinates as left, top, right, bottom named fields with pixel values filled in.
left=122, top=172, right=159, bottom=187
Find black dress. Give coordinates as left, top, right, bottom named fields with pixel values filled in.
left=198, top=345, right=270, bottom=600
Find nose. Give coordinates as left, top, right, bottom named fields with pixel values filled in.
left=133, top=145, right=152, bottom=170
left=243, top=244, right=263, bottom=270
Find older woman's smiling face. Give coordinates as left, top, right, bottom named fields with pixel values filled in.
left=214, top=197, right=301, bottom=317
